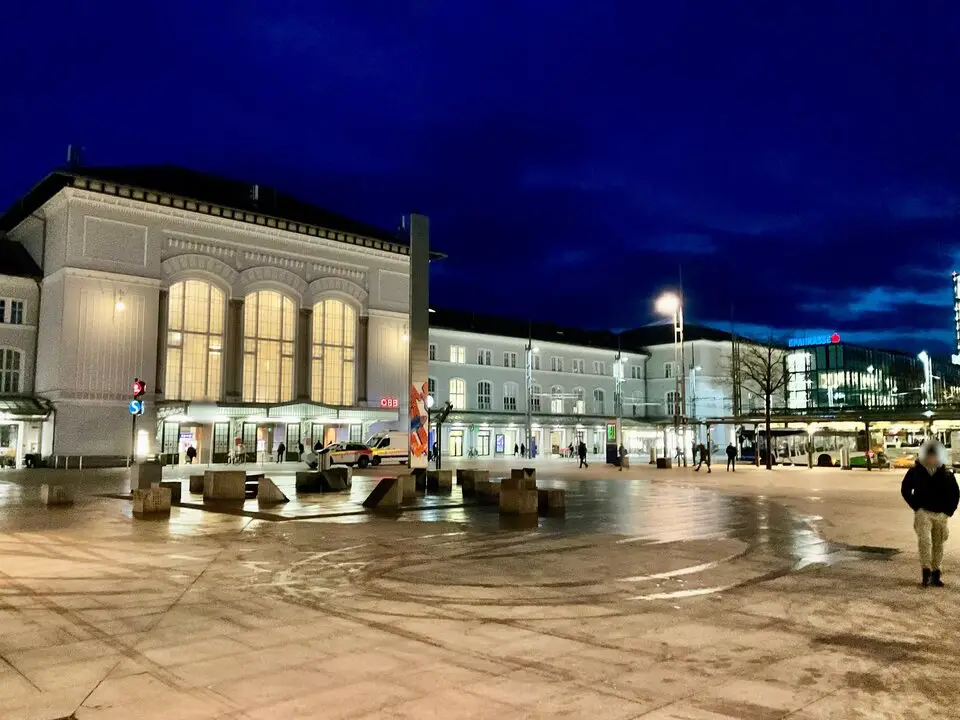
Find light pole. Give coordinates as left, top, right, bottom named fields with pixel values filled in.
left=656, top=291, right=686, bottom=466
left=524, top=335, right=539, bottom=459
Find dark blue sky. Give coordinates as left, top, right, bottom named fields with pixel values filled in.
left=3, top=2, right=960, bottom=352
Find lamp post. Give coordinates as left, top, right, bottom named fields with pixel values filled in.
left=525, top=336, right=539, bottom=459
left=656, top=291, right=686, bottom=466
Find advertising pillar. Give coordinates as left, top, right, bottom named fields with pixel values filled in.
left=407, top=214, right=430, bottom=470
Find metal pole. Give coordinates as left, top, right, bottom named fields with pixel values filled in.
left=525, top=332, right=533, bottom=459
left=130, top=413, right=137, bottom=467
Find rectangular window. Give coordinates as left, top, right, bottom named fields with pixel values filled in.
left=9, top=301, right=23, bottom=325
left=664, top=362, right=675, bottom=379
left=0, top=299, right=4, bottom=323
left=477, top=381, right=491, bottom=410
left=429, top=343, right=436, bottom=361
left=572, top=359, right=584, bottom=374
left=478, top=349, right=492, bottom=366
left=503, top=351, right=517, bottom=368
left=532, top=355, right=541, bottom=371
left=593, top=360, right=606, bottom=375
left=631, top=365, right=642, bottom=379
left=428, top=377, right=436, bottom=397
left=450, top=345, right=465, bottom=364
left=551, top=357, right=563, bottom=372
left=504, top=395, right=517, bottom=411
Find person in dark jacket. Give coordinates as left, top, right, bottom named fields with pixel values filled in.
left=276, top=442, right=286, bottom=463
left=726, top=442, right=737, bottom=472
left=901, top=439, right=960, bottom=587
left=577, top=441, right=588, bottom=468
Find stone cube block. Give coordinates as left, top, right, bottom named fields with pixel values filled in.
left=132, top=487, right=171, bottom=516
left=203, top=470, right=246, bottom=501
left=537, top=488, right=566, bottom=513
left=40, top=484, right=74, bottom=506
left=397, top=473, right=418, bottom=499
left=511, top=467, right=537, bottom=483
left=427, top=469, right=453, bottom=491
left=500, top=488, right=538, bottom=515
left=189, top=475, right=205, bottom=493
left=502, top=476, right=536, bottom=491
left=155, top=481, right=181, bottom=505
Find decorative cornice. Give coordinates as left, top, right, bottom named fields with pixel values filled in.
left=165, top=234, right=236, bottom=260
left=309, top=276, right=369, bottom=308
left=309, top=262, right=367, bottom=287
left=241, top=250, right=306, bottom=274
left=66, top=180, right=412, bottom=258
left=45, top=266, right=164, bottom=288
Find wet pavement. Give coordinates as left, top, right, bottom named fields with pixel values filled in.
left=0, top=462, right=956, bottom=719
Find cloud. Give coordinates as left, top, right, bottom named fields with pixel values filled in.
left=800, top=286, right=952, bottom=319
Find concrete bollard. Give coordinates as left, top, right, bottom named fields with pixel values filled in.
left=295, top=471, right=324, bottom=492
left=456, top=469, right=467, bottom=486
left=460, top=469, right=489, bottom=496
left=189, top=475, right=205, bottom=494
left=397, top=473, right=418, bottom=499
left=362, top=477, right=403, bottom=508
left=324, top=466, right=352, bottom=490
left=500, top=488, right=538, bottom=515
left=129, top=462, right=163, bottom=490
left=40, top=484, right=74, bottom=506
left=537, top=488, right=566, bottom=514
left=427, top=469, right=453, bottom=492
left=511, top=467, right=537, bottom=484
left=155, top=481, right=181, bottom=505
left=257, top=478, right=289, bottom=505
left=656, top=458, right=673, bottom=470
left=203, top=471, right=246, bottom=501
left=132, top=487, right=171, bottom=516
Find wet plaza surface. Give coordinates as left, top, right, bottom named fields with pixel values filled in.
left=0, top=462, right=956, bottom=719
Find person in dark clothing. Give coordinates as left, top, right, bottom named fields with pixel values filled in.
left=276, top=442, right=286, bottom=463
left=578, top=441, right=588, bottom=468
left=520, top=443, right=526, bottom=458
left=901, top=439, right=960, bottom=587
left=298, top=441, right=305, bottom=458
left=186, top=445, right=197, bottom=464
left=314, top=439, right=322, bottom=452
left=726, top=443, right=737, bottom=472
left=568, top=442, right=575, bottom=460
left=618, top=444, right=626, bottom=472
left=514, top=443, right=519, bottom=457
left=694, top=443, right=707, bottom=471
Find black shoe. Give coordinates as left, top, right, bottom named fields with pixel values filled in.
left=932, top=570, right=945, bottom=587
left=922, top=568, right=932, bottom=587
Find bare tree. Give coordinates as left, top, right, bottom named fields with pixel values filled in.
left=736, top=337, right=789, bottom=469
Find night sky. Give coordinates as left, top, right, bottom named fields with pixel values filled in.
left=3, top=2, right=960, bottom=353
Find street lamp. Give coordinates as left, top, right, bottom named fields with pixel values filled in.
left=656, top=291, right=686, bottom=466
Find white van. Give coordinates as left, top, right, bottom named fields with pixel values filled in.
left=366, top=431, right=408, bottom=466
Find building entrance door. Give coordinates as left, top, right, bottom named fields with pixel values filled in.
left=449, top=430, right=463, bottom=457
left=477, top=431, right=490, bottom=456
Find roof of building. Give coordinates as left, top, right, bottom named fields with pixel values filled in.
left=0, top=239, right=42, bottom=279
left=0, top=164, right=439, bottom=256
left=429, top=308, right=733, bottom=352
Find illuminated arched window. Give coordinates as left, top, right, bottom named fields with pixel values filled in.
left=449, top=378, right=466, bottom=409
left=243, top=290, right=296, bottom=403
left=551, top=386, right=564, bottom=414
left=165, top=280, right=224, bottom=401
left=573, top=387, right=585, bottom=414
left=311, top=299, right=357, bottom=406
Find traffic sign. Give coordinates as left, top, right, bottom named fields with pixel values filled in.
left=128, top=400, right=143, bottom=415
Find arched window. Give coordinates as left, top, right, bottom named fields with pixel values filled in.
left=477, top=381, right=492, bottom=410
left=165, top=280, right=224, bottom=401
left=573, top=387, right=585, bottom=414
left=530, top=383, right=541, bottom=412
left=594, top=388, right=605, bottom=415
left=311, top=299, right=357, bottom=406
left=503, top=382, right=519, bottom=411
left=551, top=385, right=564, bottom=414
left=0, top=349, right=22, bottom=393
left=449, top=378, right=466, bottom=409
left=243, top=290, right=296, bottom=403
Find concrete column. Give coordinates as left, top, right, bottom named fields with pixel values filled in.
left=407, top=215, right=430, bottom=469
left=297, top=308, right=312, bottom=400
left=226, top=299, right=244, bottom=401
left=864, top=420, right=872, bottom=471
left=155, top=290, right=168, bottom=396
left=357, top=315, right=369, bottom=402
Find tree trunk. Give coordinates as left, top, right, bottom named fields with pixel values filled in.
left=765, top=404, right=773, bottom=470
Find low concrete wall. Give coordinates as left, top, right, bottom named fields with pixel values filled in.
left=40, top=484, right=74, bottom=506
left=257, top=478, right=289, bottom=505
left=203, top=471, right=246, bottom=501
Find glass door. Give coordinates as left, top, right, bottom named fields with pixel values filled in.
left=449, top=430, right=464, bottom=457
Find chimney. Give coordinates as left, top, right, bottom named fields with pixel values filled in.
left=250, top=184, right=260, bottom=205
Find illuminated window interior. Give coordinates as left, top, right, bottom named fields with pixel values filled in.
left=165, top=280, right=224, bottom=401
left=311, top=299, right=356, bottom=406
left=243, top=290, right=296, bottom=403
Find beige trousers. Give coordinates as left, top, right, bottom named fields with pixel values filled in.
left=914, top=509, right=950, bottom=570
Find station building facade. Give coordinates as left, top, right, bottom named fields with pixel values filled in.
left=0, top=166, right=415, bottom=465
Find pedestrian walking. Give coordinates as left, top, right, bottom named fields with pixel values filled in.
left=726, top=442, right=737, bottom=472
left=568, top=442, right=575, bottom=460
left=578, top=440, right=588, bottom=469
left=514, top=443, right=519, bottom=457
left=298, top=441, right=305, bottom=458
left=695, top=442, right=707, bottom=472
left=186, top=445, right=197, bottom=464
left=618, top=443, right=626, bottom=471
left=276, top=442, right=286, bottom=463
left=901, top=439, right=959, bottom=587
left=520, top=443, right=526, bottom=458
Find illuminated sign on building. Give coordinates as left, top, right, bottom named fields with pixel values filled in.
left=380, top=397, right=400, bottom=409
left=788, top=332, right=841, bottom=348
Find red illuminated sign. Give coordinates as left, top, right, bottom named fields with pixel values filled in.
left=380, top=397, right=400, bottom=408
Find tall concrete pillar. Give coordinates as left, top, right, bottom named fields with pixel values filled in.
left=297, top=308, right=312, bottom=400
left=407, top=214, right=430, bottom=469
left=155, top=289, right=168, bottom=396
left=226, top=299, right=244, bottom=402
left=357, top=315, right=369, bottom=402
